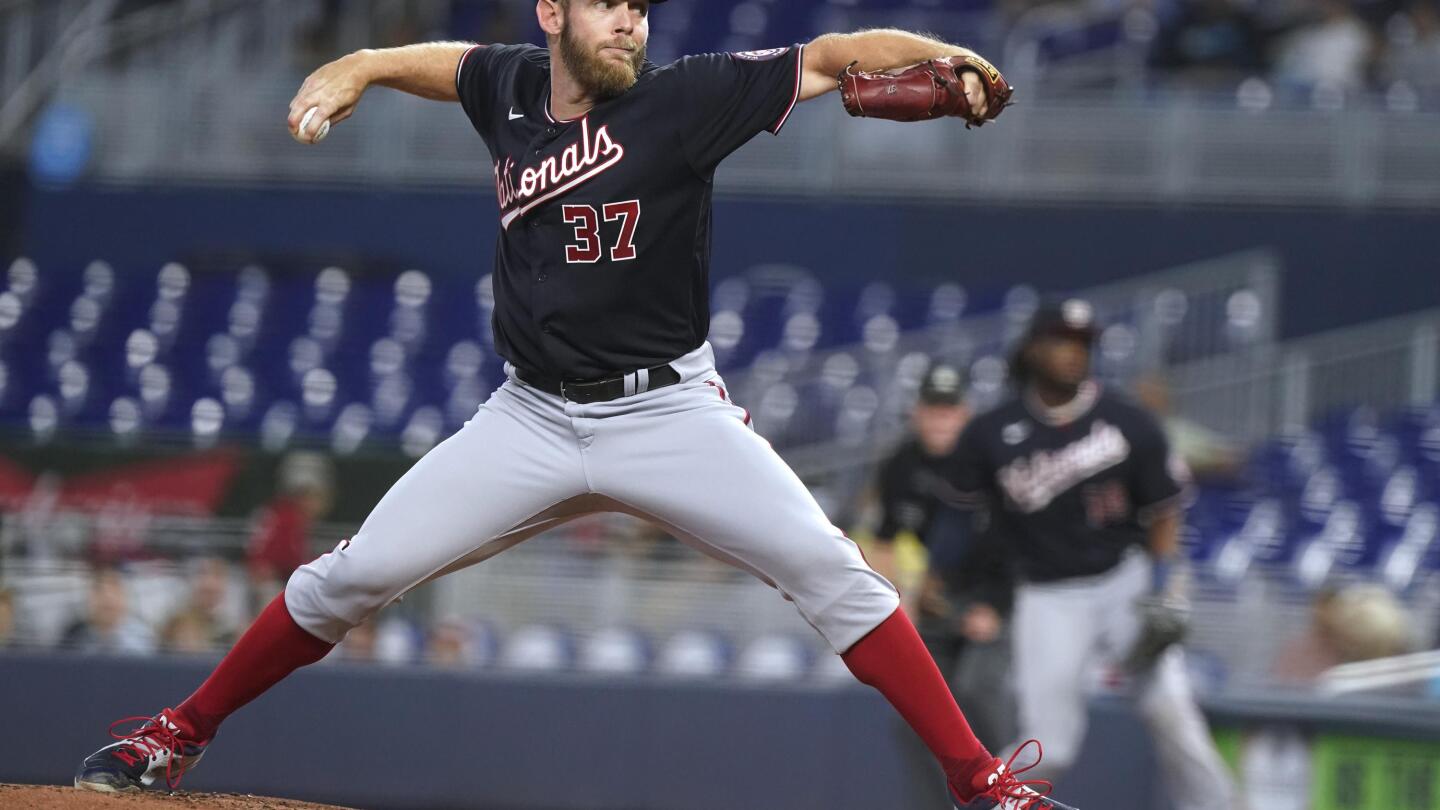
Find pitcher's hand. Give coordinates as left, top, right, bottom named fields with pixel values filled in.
left=288, top=51, right=374, bottom=143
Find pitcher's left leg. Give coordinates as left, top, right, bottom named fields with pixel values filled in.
left=586, top=387, right=1014, bottom=802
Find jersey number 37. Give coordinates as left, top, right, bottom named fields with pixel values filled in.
left=562, top=200, right=641, bottom=264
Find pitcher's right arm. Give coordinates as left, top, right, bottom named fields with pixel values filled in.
left=287, top=43, right=476, bottom=143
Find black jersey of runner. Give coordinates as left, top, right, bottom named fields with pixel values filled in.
left=455, top=43, right=805, bottom=379
left=948, top=383, right=1185, bottom=583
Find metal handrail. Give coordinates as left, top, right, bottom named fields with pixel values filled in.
left=0, top=0, right=256, bottom=153
left=1318, top=649, right=1440, bottom=695
left=741, top=249, right=1281, bottom=478
left=1168, top=307, right=1440, bottom=439
left=0, top=0, right=120, bottom=150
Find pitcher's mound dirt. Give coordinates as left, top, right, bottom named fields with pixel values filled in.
left=0, top=784, right=353, bottom=809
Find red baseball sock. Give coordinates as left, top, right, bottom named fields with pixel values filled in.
left=842, top=607, right=995, bottom=797
left=173, top=591, right=334, bottom=741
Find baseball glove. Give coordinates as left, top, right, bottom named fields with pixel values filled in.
left=837, top=54, right=1013, bottom=128
left=1123, top=595, right=1191, bottom=673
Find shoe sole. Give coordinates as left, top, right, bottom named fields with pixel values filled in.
left=72, top=749, right=205, bottom=795
left=73, top=777, right=140, bottom=794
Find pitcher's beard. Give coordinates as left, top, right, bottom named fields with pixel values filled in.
left=560, top=27, right=644, bottom=99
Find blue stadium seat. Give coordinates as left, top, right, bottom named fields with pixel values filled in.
left=751, top=381, right=800, bottom=446
left=498, top=624, right=573, bottom=673
left=656, top=630, right=730, bottom=679
left=28, top=393, right=59, bottom=440
left=1376, top=503, right=1439, bottom=590
left=811, top=649, right=862, bottom=686
left=1205, top=498, right=1285, bottom=584
left=259, top=401, right=300, bottom=451
left=330, top=402, right=375, bottom=455
left=833, top=384, right=881, bottom=446
left=190, top=396, right=225, bottom=445
left=0, top=258, right=1430, bottom=496
left=735, top=635, right=811, bottom=683
left=578, top=627, right=650, bottom=676
left=400, top=405, right=445, bottom=457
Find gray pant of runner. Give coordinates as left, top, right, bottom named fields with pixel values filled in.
left=1010, top=551, right=1239, bottom=810
left=284, top=343, right=900, bottom=654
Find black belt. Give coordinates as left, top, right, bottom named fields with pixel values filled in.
left=517, top=363, right=682, bottom=404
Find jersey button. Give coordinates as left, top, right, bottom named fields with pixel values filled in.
left=542, top=325, right=555, bottom=335
left=546, top=127, right=557, bottom=136
left=537, top=273, right=548, bottom=283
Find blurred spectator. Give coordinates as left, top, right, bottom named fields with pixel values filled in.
left=425, top=619, right=479, bottom=669
left=12, top=472, right=86, bottom=561
left=160, top=609, right=217, bottom=655
left=1384, top=0, right=1440, bottom=90
left=0, top=587, right=15, bottom=649
left=1150, top=0, right=1268, bottom=87
left=1272, top=586, right=1345, bottom=682
left=160, top=557, right=240, bottom=654
left=1272, top=0, right=1375, bottom=90
left=1273, top=584, right=1413, bottom=682
left=60, top=568, right=156, bottom=655
left=89, top=484, right=155, bottom=566
left=247, top=452, right=334, bottom=608
left=336, top=617, right=378, bottom=663
left=1327, top=584, right=1413, bottom=661
left=336, top=615, right=420, bottom=665
left=1135, top=374, right=1244, bottom=484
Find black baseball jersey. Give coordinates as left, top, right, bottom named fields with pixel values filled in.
left=948, top=383, right=1186, bottom=583
left=455, top=43, right=805, bottom=379
left=875, top=438, right=964, bottom=544
left=875, top=437, right=1010, bottom=605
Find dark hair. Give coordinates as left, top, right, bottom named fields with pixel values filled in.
left=1007, top=341, right=1031, bottom=389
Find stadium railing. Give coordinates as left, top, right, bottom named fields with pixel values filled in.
left=28, top=68, right=1440, bottom=207
left=1169, top=308, right=1440, bottom=442
left=745, top=248, right=1281, bottom=481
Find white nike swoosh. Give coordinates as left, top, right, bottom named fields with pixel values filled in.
left=508, top=108, right=524, bottom=121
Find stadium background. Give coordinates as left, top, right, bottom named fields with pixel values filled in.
left=1, top=1, right=1439, bottom=808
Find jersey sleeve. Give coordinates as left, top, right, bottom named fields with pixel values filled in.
left=873, top=452, right=907, bottom=542
left=1127, top=410, right=1188, bottom=517
left=672, top=46, right=806, bottom=172
left=455, top=43, right=530, bottom=137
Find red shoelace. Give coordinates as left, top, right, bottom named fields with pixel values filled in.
left=107, top=714, right=191, bottom=791
left=979, top=739, right=1055, bottom=809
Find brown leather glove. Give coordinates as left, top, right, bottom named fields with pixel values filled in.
left=837, top=54, right=1013, bottom=128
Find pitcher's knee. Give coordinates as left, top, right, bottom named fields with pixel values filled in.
left=284, top=540, right=404, bottom=643
left=795, top=561, right=899, bottom=653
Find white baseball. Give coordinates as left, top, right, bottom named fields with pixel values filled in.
left=299, top=106, right=330, bottom=143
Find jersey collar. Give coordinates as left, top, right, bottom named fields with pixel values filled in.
left=543, top=89, right=581, bottom=125
left=1023, top=380, right=1100, bottom=427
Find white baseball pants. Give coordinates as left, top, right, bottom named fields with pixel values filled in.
left=284, top=342, right=900, bottom=653
left=1010, top=551, right=1239, bottom=810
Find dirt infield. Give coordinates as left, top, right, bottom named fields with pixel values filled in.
left=0, top=784, right=353, bottom=809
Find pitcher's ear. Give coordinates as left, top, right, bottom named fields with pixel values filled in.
left=537, top=0, right=566, bottom=38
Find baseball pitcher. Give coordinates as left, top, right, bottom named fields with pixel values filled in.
left=73, top=2, right=1070, bottom=808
